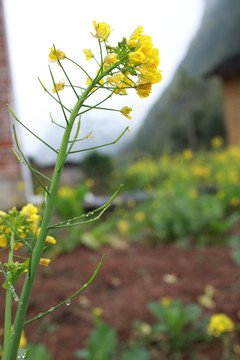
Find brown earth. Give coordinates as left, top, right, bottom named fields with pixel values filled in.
left=1, top=243, right=240, bottom=359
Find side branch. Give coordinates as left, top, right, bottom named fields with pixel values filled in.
left=24, top=253, right=105, bottom=325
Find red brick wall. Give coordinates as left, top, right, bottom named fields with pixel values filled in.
left=0, top=0, right=20, bottom=179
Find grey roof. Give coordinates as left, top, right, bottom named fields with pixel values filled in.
left=205, top=53, right=240, bottom=79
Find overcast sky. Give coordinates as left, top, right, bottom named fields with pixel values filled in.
left=3, top=0, right=204, bottom=164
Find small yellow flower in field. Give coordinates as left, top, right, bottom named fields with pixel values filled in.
left=85, top=178, right=95, bottom=188
left=48, top=47, right=65, bottom=61
left=160, top=297, right=171, bottom=307
left=207, top=314, right=234, bottom=337
left=183, top=149, right=193, bottom=160
left=120, top=106, right=132, bottom=120
left=0, top=234, right=7, bottom=247
left=117, top=220, right=129, bottom=234
left=211, top=136, right=224, bottom=149
left=92, top=21, right=111, bottom=41
left=39, top=258, right=51, bottom=267
left=92, top=307, right=104, bottom=317
left=135, top=211, right=146, bottom=222
left=46, top=235, right=56, bottom=244
left=83, top=49, right=94, bottom=60
left=230, top=197, right=240, bottom=206
left=58, top=186, right=74, bottom=198
left=53, top=81, right=65, bottom=93
left=189, top=189, right=199, bottom=199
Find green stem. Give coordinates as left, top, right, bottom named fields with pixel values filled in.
left=3, top=233, right=14, bottom=358
left=5, top=81, right=96, bottom=360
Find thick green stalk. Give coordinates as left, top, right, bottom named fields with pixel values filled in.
left=5, top=91, right=87, bottom=360
left=3, top=233, right=14, bottom=356
left=5, top=66, right=115, bottom=360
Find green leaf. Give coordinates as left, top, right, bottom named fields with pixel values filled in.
left=120, top=347, right=150, bottom=360
left=26, top=343, right=52, bottom=360
left=87, top=322, right=117, bottom=360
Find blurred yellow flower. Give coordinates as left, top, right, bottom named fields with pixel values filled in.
left=117, top=220, right=129, bottom=234
left=207, top=314, right=234, bottom=337
left=92, top=307, right=104, bottom=317
left=159, top=297, right=171, bottom=306
left=230, top=197, right=240, bottom=206
left=85, top=178, right=95, bottom=188
left=183, top=149, right=193, bottom=160
left=134, top=211, right=146, bottom=222
left=58, top=186, right=74, bottom=198
left=211, top=136, right=223, bottom=149
left=189, top=189, right=199, bottom=199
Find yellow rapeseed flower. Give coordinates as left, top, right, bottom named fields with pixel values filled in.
left=120, top=106, right=132, bottom=120
left=117, top=220, right=129, bottom=234
left=211, top=136, right=224, bottom=149
left=92, top=307, right=104, bottom=317
left=207, top=314, right=234, bottom=337
left=39, top=258, right=51, bottom=267
left=104, top=53, right=118, bottom=65
left=0, top=234, right=7, bottom=248
left=49, top=47, right=65, bottom=62
left=53, top=81, right=65, bottom=93
left=230, top=197, right=240, bottom=206
left=83, top=49, right=94, bottom=60
left=160, top=297, right=171, bottom=307
left=92, top=21, right=111, bottom=41
left=58, top=186, right=74, bottom=198
left=46, top=235, right=56, bottom=244
left=183, top=149, right=193, bottom=160
left=134, top=211, right=146, bottom=222
left=20, top=203, right=38, bottom=217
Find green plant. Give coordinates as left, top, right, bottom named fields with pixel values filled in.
left=0, top=22, right=162, bottom=359
left=134, top=299, right=210, bottom=358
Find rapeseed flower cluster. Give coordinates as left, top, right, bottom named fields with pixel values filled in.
left=48, top=22, right=162, bottom=125
left=0, top=204, right=55, bottom=265
left=207, top=314, right=235, bottom=337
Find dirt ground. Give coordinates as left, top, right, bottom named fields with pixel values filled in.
left=1, top=242, right=240, bottom=360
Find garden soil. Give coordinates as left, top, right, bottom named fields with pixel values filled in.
left=1, top=243, right=240, bottom=359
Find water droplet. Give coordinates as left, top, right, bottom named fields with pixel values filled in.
left=66, top=222, right=70, bottom=225
left=49, top=307, right=54, bottom=312
left=66, top=299, right=71, bottom=306
left=86, top=215, right=89, bottom=218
